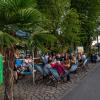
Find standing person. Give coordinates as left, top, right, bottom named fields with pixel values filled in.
left=92, top=53, right=97, bottom=63
left=96, top=52, right=100, bottom=62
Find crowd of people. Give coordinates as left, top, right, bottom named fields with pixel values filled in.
left=14, top=51, right=33, bottom=82
left=14, top=51, right=89, bottom=85
left=90, top=52, right=100, bottom=63
left=1, top=48, right=100, bottom=86
left=36, top=53, right=87, bottom=83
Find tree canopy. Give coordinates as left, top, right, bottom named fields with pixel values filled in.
left=0, top=0, right=100, bottom=52
left=71, top=0, right=100, bottom=51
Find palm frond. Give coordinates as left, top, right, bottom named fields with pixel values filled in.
left=0, top=31, right=18, bottom=48
left=0, top=0, right=36, bottom=11
left=0, top=0, right=40, bottom=25
left=25, top=30, right=57, bottom=52
left=33, top=33, right=57, bottom=43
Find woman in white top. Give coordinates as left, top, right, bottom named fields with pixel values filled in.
left=22, top=56, right=33, bottom=71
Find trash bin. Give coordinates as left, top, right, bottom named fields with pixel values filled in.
left=0, top=54, right=3, bottom=85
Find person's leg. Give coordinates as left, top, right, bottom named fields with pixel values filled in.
left=67, top=73, right=70, bottom=81
left=49, top=68, right=60, bottom=81
left=28, top=64, right=33, bottom=71
left=13, top=71, right=18, bottom=83
left=70, top=64, right=78, bottom=72
left=43, top=67, right=50, bottom=76
left=34, top=64, right=44, bottom=75
left=64, top=70, right=70, bottom=81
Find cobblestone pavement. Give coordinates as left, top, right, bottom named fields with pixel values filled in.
left=6, top=63, right=100, bottom=100
left=0, top=86, right=3, bottom=99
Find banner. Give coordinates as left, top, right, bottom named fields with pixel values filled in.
left=0, top=54, right=3, bottom=85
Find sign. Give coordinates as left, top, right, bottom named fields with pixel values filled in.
left=77, top=46, right=84, bottom=53
left=0, top=54, right=3, bottom=85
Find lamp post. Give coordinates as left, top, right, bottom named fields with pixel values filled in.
left=97, top=26, right=100, bottom=52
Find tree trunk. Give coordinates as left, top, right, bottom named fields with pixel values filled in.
left=4, top=49, right=14, bottom=100
left=97, top=35, right=99, bottom=52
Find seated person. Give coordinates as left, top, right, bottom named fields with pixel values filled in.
left=15, top=58, right=23, bottom=68
left=70, top=55, right=78, bottom=72
left=22, top=56, right=33, bottom=71
left=64, top=57, right=71, bottom=70
left=63, top=57, right=71, bottom=81
left=82, top=53, right=86, bottom=62
left=70, top=54, right=76, bottom=65
left=43, top=60, right=52, bottom=76
left=15, top=56, right=31, bottom=73
left=23, top=56, right=29, bottom=66
left=34, top=63, right=44, bottom=75
left=78, top=53, right=83, bottom=66
left=51, top=60, right=65, bottom=77
left=49, top=60, right=61, bottom=81
left=56, top=53, right=61, bottom=61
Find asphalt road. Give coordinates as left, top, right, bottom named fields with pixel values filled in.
left=61, top=64, right=100, bottom=100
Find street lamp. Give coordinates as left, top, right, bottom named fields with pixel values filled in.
left=96, top=26, right=100, bottom=52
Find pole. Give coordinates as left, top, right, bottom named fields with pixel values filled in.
left=32, top=50, right=35, bottom=84
left=97, top=34, right=99, bottom=52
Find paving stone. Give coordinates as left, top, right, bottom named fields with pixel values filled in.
left=13, top=63, right=99, bottom=100
left=44, top=96, right=51, bottom=100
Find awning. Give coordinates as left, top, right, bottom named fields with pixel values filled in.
left=16, top=30, right=29, bottom=38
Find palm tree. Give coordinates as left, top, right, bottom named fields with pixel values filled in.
left=0, top=0, right=57, bottom=99
left=0, top=0, right=40, bottom=99
left=0, top=31, right=17, bottom=100
left=31, top=30, right=57, bottom=52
